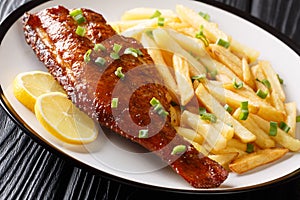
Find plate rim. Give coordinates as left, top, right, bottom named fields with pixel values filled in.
left=0, top=0, right=300, bottom=195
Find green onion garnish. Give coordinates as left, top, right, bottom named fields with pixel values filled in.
left=83, top=49, right=92, bottom=63
left=199, top=107, right=217, bottom=123
left=150, top=10, right=162, bottom=19
left=191, top=74, right=207, bottom=81
left=171, top=144, right=186, bottom=155
left=277, top=74, right=284, bottom=84
left=114, top=67, right=125, bottom=79
left=94, top=43, right=106, bottom=51
left=239, top=101, right=249, bottom=120
left=261, top=79, right=271, bottom=89
left=95, top=57, right=106, bottom=66
left=233, top=78, right=243, bottom=89
left=201, top=113, right=217, bottom=123
left=75, top=26, right=86, bottom=37
left=124, top=47, right=143, bottom=57
left=157, top=17, right=165, bottom=26
left=256, top=89, right=268, bottom=99
left=198, top=11, right=210, bottom=21
left=110, top=52, right=120, bottom=60
left=150, top=97, right=160, bottom=106
left=269, top=121, right=278, bottom=136
left=224, top=104, right=233, bottom=114
left=297, top=116, right=300, bottom=123
left=138, top=129, right=149, bottom=138
left=70, top=9, right=82, bottom=17
left=111, top=98, right=119, bottom=108
left=279, top=121, right=290, bottom=133
left=246, top=143, right=254, bottom=153
left=113, top=43, right=122, bottom=54
left=150, top=97, right=169, bottom=117
left=195, top=25, right=209, bottom=46
left=73, top=14, right=86, bottom=24
left=216, top=38, right=230, bottom=48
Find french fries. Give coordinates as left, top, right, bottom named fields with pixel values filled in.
left=229, top=148, right=288, bottom=174
left=115, top=4, right=299, bottom=175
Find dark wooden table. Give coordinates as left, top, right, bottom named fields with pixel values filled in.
left=1, top=0, right=299, bottom=199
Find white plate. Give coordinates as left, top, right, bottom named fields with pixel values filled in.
left=1, top=0, right=300, bottom=192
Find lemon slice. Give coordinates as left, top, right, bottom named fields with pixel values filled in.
left=13, top=71, right=66, bottom=112
left=35, top=92, right=98, bottom=144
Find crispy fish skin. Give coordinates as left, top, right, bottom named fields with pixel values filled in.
left=22, top=6, right=228, bottom=188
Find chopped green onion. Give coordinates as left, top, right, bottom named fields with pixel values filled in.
left=150, top=97, right=160, bottom=106
left=198, top=12, right=210, bottom=21
left=277, top=74, right=284, bottom=84
left=233, top=78, right=243, bottom=89
left=216, top=38, right=230, bottom=48
left=224, top=104, right=233, bottom=114
left=73, top=14, right=86, bottom=24
left=70, top=9, right=82, bottom=17
left=113, top=43, right=122, bottom=53
left=83, top=49, right=92, bottom=63
left=75, top=26, right=86, bottom=37
left=114, top=67, right=125, bottom=79
left=150, top=10, right=162, bottom=19
left=269, top=121, right=278, bottom=136
left=199, top=107, right=207, bottom=115
left=138, top=129, right=149, bottom=138
left=199, top=107, right=217, bottom=123
left=124, top=47, right=143, bottom=57
left=279, top=121, right=290, bottom=133
left=261, top=79, right=271, bottom=89
left=246, top=143, right=254, bottom=153
left=195, top=25, right=209, bottom=46
left=256, top=89, right=268, bottom=99
left=111, top=98, right=119, bottom=108
left=95, top=57, right=106, bottom=66
left=208, top=70, right=218, bottom=80
left=157, top=17, right=165, bottom=26
left=200, top=113, right=217, bottom=123
left=239, top=101, right=249, bottom=120
left=94, top=43, right=106, bottom=51
left=297, top=116, right=300, bottom=123
left=191, top=74, right=207, bottom=82
left=110, top=52, right=120, bottom=60
left=171, top=144, right=186, bottom=155
left=150, top=97, right=169, bottom=117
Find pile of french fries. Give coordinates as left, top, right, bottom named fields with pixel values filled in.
left=110, top=5, right=300, bottom=174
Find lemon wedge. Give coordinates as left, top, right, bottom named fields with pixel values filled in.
left=13, top=71, right=66, bottom=112
left=35, top=92, right=98, bottom=144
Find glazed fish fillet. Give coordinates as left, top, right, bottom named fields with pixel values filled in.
left=22, top=5, right=228, bottom=188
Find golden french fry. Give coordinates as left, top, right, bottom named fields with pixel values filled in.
left=250, top=114, right=300, bottom=152
left=209, top=44, right=243, bottom=80
left=175, top=126, right=204, bottom=144
left=229, top=148, right=288, bottom=174
left=195, top=84, right=256, bottom=143
left=211, top=146, right=247, bottom=158
left=285, top=102, right=297, bottom=137
left=233, top=108, right=276, bottom=149
left=242, top=57, right=256, bottom=90
left=259, top=60, right=286, bottom=102
left=230, top=39, right=260, bottom=64
left=208, top=153, right=239, bottom=170
left=140, top=33, right=178, bottom=95
left=270, top=90, right=286, bottom=115
left=176, top=5, right=229, bottom=43
left=256, top=104, right=285, bottom=122
left=152, top=28, right=206, bottom=75
left=121, top=7, right=177, bottom=21
left=172, top=54, right=194, bottom=105
left=181, top=110, right=227, bottom=151
left=169, top=106, right=180, bottom=127
left=227, top=138, right=247, bottom=151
